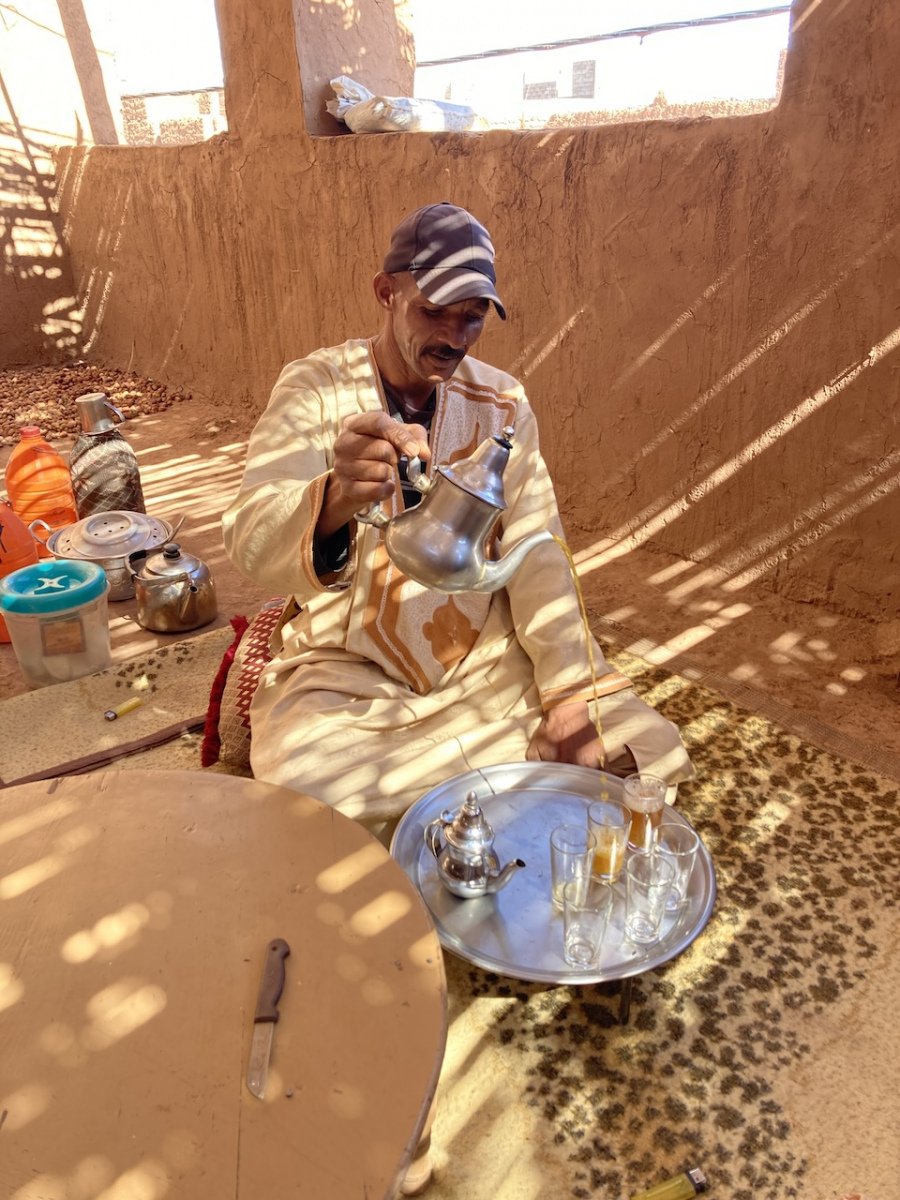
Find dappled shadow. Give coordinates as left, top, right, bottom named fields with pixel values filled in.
left=0, top=771, right=445, bottom=1198
left=0, top=73, right=82, bottom=365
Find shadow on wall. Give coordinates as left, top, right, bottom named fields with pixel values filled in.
left=36, top=0, right=900, bottom=638
left=0, top=71, right=82, bottom=367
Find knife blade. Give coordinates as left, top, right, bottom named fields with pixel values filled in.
left=246, top=937, right=290, bottom=1099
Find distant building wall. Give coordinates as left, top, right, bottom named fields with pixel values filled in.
left=121, top=90, right=227, bottom=146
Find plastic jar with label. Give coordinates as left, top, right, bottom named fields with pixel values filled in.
left=0, top=559, right=111, bottom=687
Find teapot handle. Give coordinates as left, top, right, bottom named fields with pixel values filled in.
left=355, top=501, right=389, bottom=529
left=407, top=455, right=431, bottom=495
left=355, top=456, right=431, bottom=528
left=424, top=816, right=446, bottom=860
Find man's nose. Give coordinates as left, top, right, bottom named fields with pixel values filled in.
left=439, top=314, right=468, bottom=349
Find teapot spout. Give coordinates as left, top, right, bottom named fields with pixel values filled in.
left=483, top=857, right=526, bottom=894
left=474, top=529, right=556, bottom=593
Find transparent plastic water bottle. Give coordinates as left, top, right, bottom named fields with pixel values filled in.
left=4, top=426, right=78, bottom=557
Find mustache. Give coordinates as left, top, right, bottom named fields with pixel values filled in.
left=426, top=345, right=465, bottom=360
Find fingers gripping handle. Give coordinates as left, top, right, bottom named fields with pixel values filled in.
left=355, top=455, right=430, bottom=527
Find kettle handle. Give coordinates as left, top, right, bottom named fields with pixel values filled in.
left=104, top=399, right=125, bottom=424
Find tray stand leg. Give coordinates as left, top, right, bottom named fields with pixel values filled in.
left=618, top=976, right=634, bottom=1026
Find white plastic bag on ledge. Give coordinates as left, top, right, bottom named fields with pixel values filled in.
left=326, top=75, right=475, bottom=133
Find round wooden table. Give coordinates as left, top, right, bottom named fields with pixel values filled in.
left=0, top=770, right=447, bottom=1199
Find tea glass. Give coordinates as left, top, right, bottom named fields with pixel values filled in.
left=623, top=773, right=668, bottom=852
left=624, top=849, right=675, bottom=944
left=549, top=824, right=596, bottom=910
left=587, top=797, right=631, bottom=883
left=653, top=822, right=701, bottom=910
left=563, top=878, right=613, bottom=968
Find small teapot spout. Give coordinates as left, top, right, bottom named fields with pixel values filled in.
left=482, top=857, right=527, bottom=894
left=473, top=528, right=556, bottom=593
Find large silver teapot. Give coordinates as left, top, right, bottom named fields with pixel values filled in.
left=356, top=426, right=554, bottom=593
left=424, top=792, right=525, bottom=899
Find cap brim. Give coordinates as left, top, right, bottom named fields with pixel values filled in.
left=411, top=266, right=507, bottom=321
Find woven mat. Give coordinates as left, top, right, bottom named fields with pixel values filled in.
left=0, top=626, right=235, bottom=786
left=0, top=632, right=895, bottom=1197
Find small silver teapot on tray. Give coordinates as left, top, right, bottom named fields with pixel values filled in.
left=424, top=792, right=525, bottom=899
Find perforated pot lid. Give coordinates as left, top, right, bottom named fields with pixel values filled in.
left=47, top=511, right=173, bottom=561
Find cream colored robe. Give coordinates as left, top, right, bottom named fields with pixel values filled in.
left=223, top=340, right=693, bottom=831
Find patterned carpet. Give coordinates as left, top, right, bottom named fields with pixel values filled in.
left=426, top=646, right=898, bottom=1200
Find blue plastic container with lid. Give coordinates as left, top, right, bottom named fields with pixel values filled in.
left=0, top=559, right=111, bottom=687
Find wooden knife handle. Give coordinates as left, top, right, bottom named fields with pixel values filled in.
left=254, top=937, right=290, bottom=1024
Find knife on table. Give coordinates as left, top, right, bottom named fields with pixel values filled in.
left=246, top=937, right=291, bottom=1099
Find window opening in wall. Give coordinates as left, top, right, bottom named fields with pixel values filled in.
left=110, top=0, right=226, bottom=146
left=412, top=1, right=791, bottom=131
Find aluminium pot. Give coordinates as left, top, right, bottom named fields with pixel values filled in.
left=30, top=510, right=177, bottom=601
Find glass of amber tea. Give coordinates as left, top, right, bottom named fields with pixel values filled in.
left=587, top=797, right=632, bottom=883
left=623, top=773, right=668, bottom=852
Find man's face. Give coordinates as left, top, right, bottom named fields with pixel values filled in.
left=385, top=273, right=490, bottom=386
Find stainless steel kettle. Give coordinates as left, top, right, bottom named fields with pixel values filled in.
left=128, top=542, right=218, bottom=633
left=356, top=426, right=555, bottom=593
left=424, top=792, right=526, bottom=899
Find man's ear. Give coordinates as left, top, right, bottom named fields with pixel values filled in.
left=373, top=271, right=396, bottom=311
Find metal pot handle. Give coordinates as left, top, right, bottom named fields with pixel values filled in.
left=28, top=518, right=53, bottom=548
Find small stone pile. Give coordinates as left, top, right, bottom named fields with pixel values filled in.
left=0, top=362, right=190, bottom=444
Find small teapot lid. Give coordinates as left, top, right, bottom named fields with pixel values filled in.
left=444, top=792, right=496, bottom=851
left=141, top=542, right=207, bottom=580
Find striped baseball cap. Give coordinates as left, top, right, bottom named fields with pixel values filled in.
left=383, top=202, right=507, bottom=320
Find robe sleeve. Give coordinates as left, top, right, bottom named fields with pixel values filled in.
left=222, top=357, right=358, bottom=602
left=500, top=396, right=632, bottom=711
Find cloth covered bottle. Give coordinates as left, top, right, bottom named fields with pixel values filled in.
left=4, top=425, right=78, bottom=557
left=0, top=499, right=40, bottom=641
left=68, top=392, right=146, bottom=518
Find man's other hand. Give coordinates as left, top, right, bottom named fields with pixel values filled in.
left=526, top=700, right=607, bottom=769
left=320, top=411, right=431, bottom=537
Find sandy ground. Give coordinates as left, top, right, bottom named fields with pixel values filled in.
left=1, top=391, right=897, bottom=767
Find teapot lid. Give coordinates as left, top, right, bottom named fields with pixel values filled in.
left=141, top=542, right=207, bottom=579
left=444, top=792, right=495, bottom=850
left=439, top=427, right=514, bottom=509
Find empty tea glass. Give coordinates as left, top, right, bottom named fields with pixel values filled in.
left=623, top=773, right=668, bottom=852
left=653, top=821, right=701, bottom=910
left=550, top=824, right=596, bottom=910
left=587, top=797, right=631, bottom=883
left=624, top=849, right=675, bottom=944
left=563, top=878, right=613, bottom=968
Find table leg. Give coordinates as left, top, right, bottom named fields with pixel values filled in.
left=397, top=1093, right=437, bottom=1197
left=618, top=976, right=633, bottom=1025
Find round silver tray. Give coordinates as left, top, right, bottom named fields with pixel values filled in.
left=390, top=762, right=716, bottom=985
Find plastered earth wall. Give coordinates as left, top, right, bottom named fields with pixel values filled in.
left=4, top=0, right=900, bottom=629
